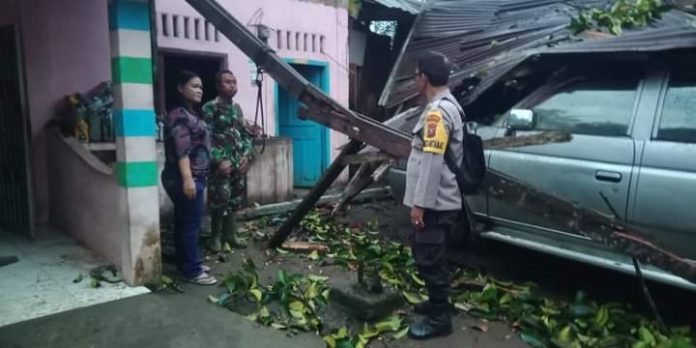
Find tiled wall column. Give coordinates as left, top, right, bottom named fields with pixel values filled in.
left=109, top=0, right=161, bottom=285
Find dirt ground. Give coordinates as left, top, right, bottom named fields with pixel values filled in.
left=166, top=198, right=528, bottom=348
left=2, top=198, right=693, bottom=348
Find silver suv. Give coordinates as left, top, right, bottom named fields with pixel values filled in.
left=388, top=63, right=696, bottom=290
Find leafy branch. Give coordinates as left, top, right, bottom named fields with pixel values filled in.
left=569, top=0, right=670, bottom=35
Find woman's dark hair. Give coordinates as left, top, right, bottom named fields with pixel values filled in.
left=417, top=51, right=451, bottom=87
left=174, top=70, right=202, bottom=114
left=176, top=70, right=200, bottom=89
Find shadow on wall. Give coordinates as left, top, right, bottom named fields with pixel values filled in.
left=46, top=127, right=128, bottom=275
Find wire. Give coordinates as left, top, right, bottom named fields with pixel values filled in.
left=253, top=65, right=267, bottom=155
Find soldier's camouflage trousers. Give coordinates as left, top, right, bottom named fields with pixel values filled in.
left=208, top=171, right=246, bottom=216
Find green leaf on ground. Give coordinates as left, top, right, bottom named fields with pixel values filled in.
left=249, top=289, right=263, bottom=303
left=375, top=315, right=402, bottom=333
left=402, top=291, right=423, bottom=304
left=393, top=326, right=409, bottom=339
left=521, top=332, right=545, bottom=348
left=73, top=273, right=83, bottom=283
left=271, top=323, right=287, bottom=330
left=275, top=247, right=289, bottom=254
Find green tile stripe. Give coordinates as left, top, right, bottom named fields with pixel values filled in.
left=112, top=57, right=153, bottom=85
left=116, top=161, right=158, bottom=188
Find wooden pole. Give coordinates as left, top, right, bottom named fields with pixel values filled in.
left=268, top=140, right=364, bottom=248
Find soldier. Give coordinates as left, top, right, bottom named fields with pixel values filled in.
left=202, top=70, right=255, bottom=252
left=405, top=51, right=464, bottom=339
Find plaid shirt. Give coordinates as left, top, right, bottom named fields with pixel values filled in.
left=163, top=106, right=211, bottom=180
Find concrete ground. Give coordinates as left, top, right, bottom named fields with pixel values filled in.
left=0, top=291, right=323, bottom=348
left=0, top=228, right=149, bottom=327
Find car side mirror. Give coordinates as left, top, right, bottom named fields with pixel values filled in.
left=507, top=109, right=534, bottom=131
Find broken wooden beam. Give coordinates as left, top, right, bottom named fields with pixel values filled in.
left=184, top=0, right=411, bottom=158
left=332, top=162, right=385, bottom=216
left=297, top=105, right=411, bottom=158
left=268, top=140, right=365, bottom=248
left=236, top=186, right=392, bottom=221
left=341, top=152, right=393, bottom=165
left=281, top=241, right=329, bottom=253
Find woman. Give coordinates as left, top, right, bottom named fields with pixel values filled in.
left=161, top=70, right=216, bottom=285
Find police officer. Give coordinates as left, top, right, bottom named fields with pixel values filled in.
left=202, top=70, right=255, bottom=252
left=405, top=51, right=464, bottom=339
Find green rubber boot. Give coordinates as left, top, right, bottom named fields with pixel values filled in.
left=208, top=214, right=223, bottom=253
left=222, top=213, right=247, bottom=249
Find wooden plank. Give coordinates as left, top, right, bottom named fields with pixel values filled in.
left=298, top=105, right=411, bottom=158
left=236, top=187, right=392, bottom=221
left=341, top=152, right=393, bottom=165
left=281, top=242, right=329, bottom=253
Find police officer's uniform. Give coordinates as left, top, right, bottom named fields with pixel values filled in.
left=404, top=89, right=464, bottom=328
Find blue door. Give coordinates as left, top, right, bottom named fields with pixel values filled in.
left=278, top=64, right=328, bottom=187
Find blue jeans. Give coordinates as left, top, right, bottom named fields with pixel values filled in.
left=162, top=168, right=205, bottom=278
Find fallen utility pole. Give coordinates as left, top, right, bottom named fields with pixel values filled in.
left=183, top=0, right=410, bottom=158
left=185, top=0, right=696, bottom=284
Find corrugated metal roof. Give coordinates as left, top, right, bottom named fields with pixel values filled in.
left=378, top=0, right=696, bottom=109
left=368, top=0, right=425, bottom=14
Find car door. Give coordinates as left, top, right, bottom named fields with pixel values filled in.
left=487, top=71, right=642, bottom=239
left=629, top=65, right=696, bottom=261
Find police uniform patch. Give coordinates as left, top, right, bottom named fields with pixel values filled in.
left=422, top=109, right=448, bottom=155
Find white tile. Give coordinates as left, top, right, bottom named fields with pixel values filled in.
left=110, top=29, right=152, bottom=59
left=113, top=83, right=155, bottom=110
left=0, top=230, right=150, bottom=328
left=116, top=136, right=157, bottom=163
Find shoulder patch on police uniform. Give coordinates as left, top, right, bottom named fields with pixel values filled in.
left=422, top=109, right=448, bottom=155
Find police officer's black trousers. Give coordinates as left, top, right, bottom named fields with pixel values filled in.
left=410, top=210, right=458, bottom=323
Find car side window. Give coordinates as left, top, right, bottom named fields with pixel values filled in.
left=656, top=68, right=696, bottom=143
left=531, top=79, right=638, bottom=137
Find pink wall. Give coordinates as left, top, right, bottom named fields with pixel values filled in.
left=0, top=0, right=16, bottom=26
left=155, top=0, right=350, bottom=181
left=8, top=0, right=112, bottom=225
left=48, top=129, right=127, bottom=269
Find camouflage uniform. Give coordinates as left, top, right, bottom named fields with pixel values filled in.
left=202, top=97, right=254, bottom=216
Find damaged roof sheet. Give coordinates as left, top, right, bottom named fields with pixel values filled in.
left=378, top=0, right=696, bottom=109
left=367, top=0, right=425, bottom=14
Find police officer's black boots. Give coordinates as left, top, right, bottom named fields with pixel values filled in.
left=414, top=300, right=456, bottom=315
left=408, top=302, right=453, bottom=340
left=413, top=301, right=433, bottom=315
